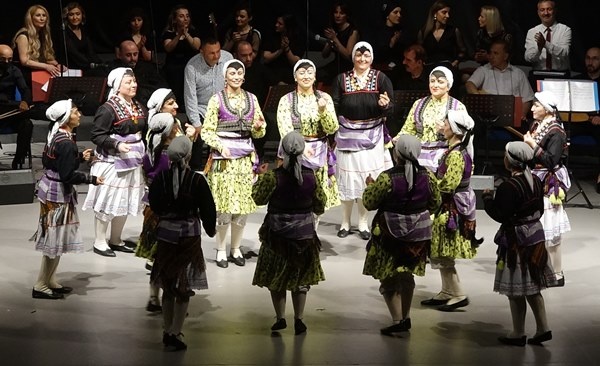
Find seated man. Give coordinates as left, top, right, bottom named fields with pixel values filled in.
left=466, top=39, right=534, bottom=172
left=396, top=44, right=429, bottom=91
left=570, top=46, right=600, bottom=192
left=466, top=39, right=534, bottom=120
left=0, top=44, right=33, bottom=169
left=111, top=40, right=167, bottom=106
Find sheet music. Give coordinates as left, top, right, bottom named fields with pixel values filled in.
left=41, top=69, right=83, bottom=92
left=537, top=79, right=599, bottom=112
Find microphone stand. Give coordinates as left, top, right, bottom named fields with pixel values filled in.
left=148, top=0, right=160, bottom=74
left=58, top=0, right=69, bottom=75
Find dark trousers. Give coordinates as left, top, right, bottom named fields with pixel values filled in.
left=189, top=116, right=205, bottom=171
left=0, top=115, right=33, bottom=162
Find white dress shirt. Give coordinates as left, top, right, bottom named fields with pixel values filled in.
left=524, top=22, right=571, bottom=71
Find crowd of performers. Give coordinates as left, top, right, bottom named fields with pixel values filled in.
left=31, top=41, right=569, bottom=351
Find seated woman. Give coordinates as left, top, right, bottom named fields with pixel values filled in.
left=62, top=2, right=104, bottom=74
left=13, top=4, right=65, bottom=83
left=222, top=2, right=261, bottom=55
left=473, top=5, right=512, bottom=65
left=318, top=1, right=359, bottom=85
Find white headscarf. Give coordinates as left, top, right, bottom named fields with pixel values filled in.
left=147, top=88, right=174, bottom=124
left=147, top=112, right=176, bottom=166
left=447, top=109, right=475, bottom=158
left=107, top=67, right=133, bottom=96
left=430, top=66, right=454, bottom=88
left=45, top=99, right=73, bottom=144
left=352, top=41, right=374, bottom=60
left=534, top=91, right=559, bottom=113
left=293, top=59, right=316, bottom=75
left=222, top=59, right=245, bottom=78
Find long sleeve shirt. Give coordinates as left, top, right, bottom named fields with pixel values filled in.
left=524, top=22, right=571, bottom=71
left=183, top=50, right=233, bottom=127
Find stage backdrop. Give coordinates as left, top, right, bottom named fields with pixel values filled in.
left=1, top=0, right=597, bottom=73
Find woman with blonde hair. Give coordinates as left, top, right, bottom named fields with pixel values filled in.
left=13, top=5, right=65, bottom=83
left=474, top=5, right=512, bottom=64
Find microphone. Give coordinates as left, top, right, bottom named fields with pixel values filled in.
left=314, top=34, right=335, bottom=47
left=90, top=62, right=109, bottom=69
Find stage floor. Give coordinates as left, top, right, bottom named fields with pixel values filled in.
left=1, top=143, right=599, bottom=366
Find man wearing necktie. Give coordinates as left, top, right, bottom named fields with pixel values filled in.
left=524, top=0, right=571, bottom=72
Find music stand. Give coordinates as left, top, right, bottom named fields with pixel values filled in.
left=392, top=90, right=429, bottom=137
left=537, top=79, right=599, bottom=209
left=47, top=76, right=107, bottom=116
left=463, top=94, right=516, bottom=175
left=262, top=84, right=295, bottom=143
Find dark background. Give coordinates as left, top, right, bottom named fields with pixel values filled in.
left=1, top=0, right=598, bottom=72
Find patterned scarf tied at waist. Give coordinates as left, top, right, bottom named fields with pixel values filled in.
left=335, top=116, right=384, bottom=152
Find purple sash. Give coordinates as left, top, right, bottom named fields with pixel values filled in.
left=210, top=135, right=256, bottom=160
left=267, top=213, right=315, bottom=240
left=37, top=170, right=77, bottom=204
left=418, top=141, right=448, bottom=172
left=96, top=133, right=145, bottom=172
left=532, top=166, right=571, bottom=193
left=277, top=137, right=328, bottom=171
left=335, top=116, right=384, bottom=152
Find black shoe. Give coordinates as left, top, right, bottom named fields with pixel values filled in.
left=50, top=286, right=73, bottom=294
left=123, top=239, right=137, bottom=250
left=145, top=261, right=153, bottom=271
left=596, top=181, right=600, bottom=194
left=294, top=319, right=307, bottom=335
left=93, top=247, right=116, bottom=257
left=162, top=332, right=169, bottom=346
left=438, top=297, right=469, bottom=312
left=164, top=333, right=187, bottom=351
left=358, top=230, right=371, bottom=240
left=32, top=288, right=64, bottom=300
left=380, top=318, right=411, bottom=336
left=337, top=229, right=350, bottom=238
left=527, top=331, right=552, bottom=345
left=271, top=318, right=287, bottom=331
left=216, top=259, right=229, bottom=268
left=421, top=298, right=449, bottom=306
left=228, top=255, right=246, bottom=267
left=146, top=299, right=162, bottom=313
left=108, top=243, right=135, bottom=253
left=549, top=276, right=565, bottom=287
left=499, top=335, right=527, bottom=347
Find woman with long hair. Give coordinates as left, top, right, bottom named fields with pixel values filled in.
left=222, top=2, right=261, bottom=55
left=474, top=5, right=512, bottom=64
left=417, top=0, right=466, bottom=71
left=161, top=5, right=201, bottom=112
left=62, top=2, right=103, bottom=72
left=13, top=4, right=64, bottom=83
left=318, top=1, right=359, bottom=84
